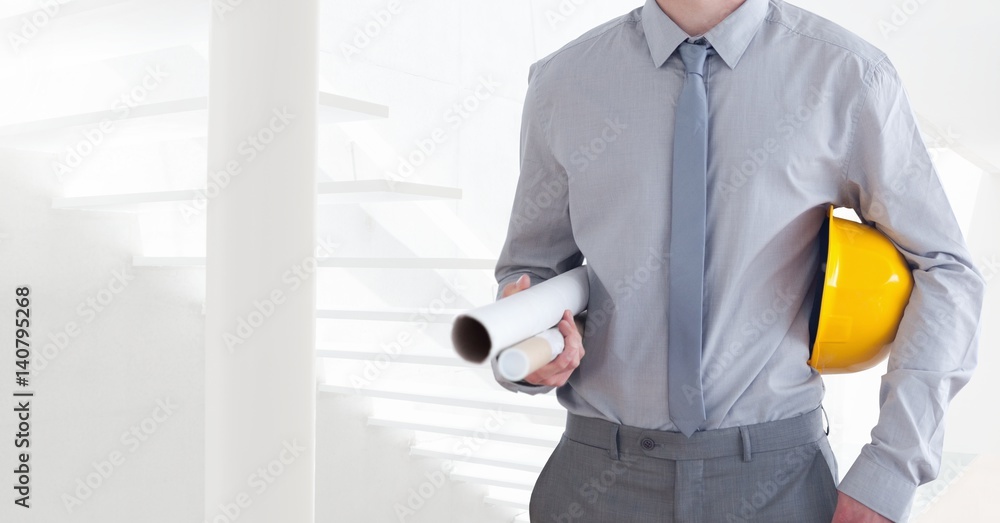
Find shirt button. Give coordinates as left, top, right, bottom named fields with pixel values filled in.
left=640, top=437, right=655, bottom=450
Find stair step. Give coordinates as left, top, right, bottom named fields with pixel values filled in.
left=315, top=341, right=459, bottom=360
left=0, top=0, right=126, bottom=20
left=0, top=97, right=203, bottom=138
left=318, top=349, right=465, bottom=368
left=1, top=92, right=386, bottom=151
left=484, top=487, right=531, bottom=512
left=410, top=439, right=549, bottom=473
left=53, top=180, right=460, bottom=212
left=450, top=462, right=536, bottom=491
left=367, top=410, right=562, bottom=447
left=318, top=92, right=389, bottom=122
left=320, top=381, right=564, bottom=417
left=132, top=255, right=492, bottom=269
left=317, top=180, right=461, bottom=203
left=1, top=0, right=208, bottom=74
left=316, top=308, right=462, bottom=323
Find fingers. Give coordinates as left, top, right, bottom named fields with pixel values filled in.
left=525, top=340, right=584, bottom=386
left=525, top=309, right=585, bottom=387
left=500, top=281, right=586, bottom=388
left=500, top=273, right=531, bottom=299
left=557, top=309, right=581, bottom=342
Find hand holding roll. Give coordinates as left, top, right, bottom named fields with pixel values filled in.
left=496, top=275, right=586, bottom=387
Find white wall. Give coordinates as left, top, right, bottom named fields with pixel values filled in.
left=0, top=148, right=205, bottom=523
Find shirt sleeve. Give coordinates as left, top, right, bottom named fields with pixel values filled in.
left=491, top=60, right=584, bottom=395
left=836, top=56, right=987, bottom=522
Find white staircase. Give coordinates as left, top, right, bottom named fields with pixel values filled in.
left=22, top=3, right=557, bottom=521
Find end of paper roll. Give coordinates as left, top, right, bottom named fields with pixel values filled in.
left=451, top=314, right=492, bottom=363
left=496, top=331, right=564, bottom=382
left=497, top=349, right=532, bottom=382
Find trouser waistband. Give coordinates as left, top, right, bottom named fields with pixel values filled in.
left=563, top=406, right=826, bottom=462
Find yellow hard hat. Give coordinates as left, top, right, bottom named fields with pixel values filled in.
left=807, top=205, right=914, bottom=374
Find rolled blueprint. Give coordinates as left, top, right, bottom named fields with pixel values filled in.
left=495, top=317, right=585, bottom=381
left=451, top=265, right=589, bottom=364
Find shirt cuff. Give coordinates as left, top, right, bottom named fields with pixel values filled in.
left=490, top=353, right=555, bottom=395
left=838, top=451, right=918, bottom=522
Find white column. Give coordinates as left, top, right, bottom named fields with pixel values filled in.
left=205, top=2, right=318, bottom=522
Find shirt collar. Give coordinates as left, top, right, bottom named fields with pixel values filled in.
left=641, top=0, right=769, bottom=69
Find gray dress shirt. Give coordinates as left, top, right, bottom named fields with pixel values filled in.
left=491, top=0, right=986, bottom=520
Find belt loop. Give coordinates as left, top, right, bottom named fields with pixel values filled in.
left=608, top=424, right=620, bottom=461
left=821, top=405, right=830, bottom=436
left=739, top=426, right=752, bottom=462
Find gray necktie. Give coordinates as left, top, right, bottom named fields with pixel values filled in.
left=668, top=41, right=710, bottom=437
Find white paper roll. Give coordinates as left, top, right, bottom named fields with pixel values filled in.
left=496, top=326, right=566, bottom=382
left=451, top=266, right=589, bottom=363
left=497, top=327, right=565, bottom=381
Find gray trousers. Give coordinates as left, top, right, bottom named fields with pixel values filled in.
left=529, top=407, right=839, bottom=522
